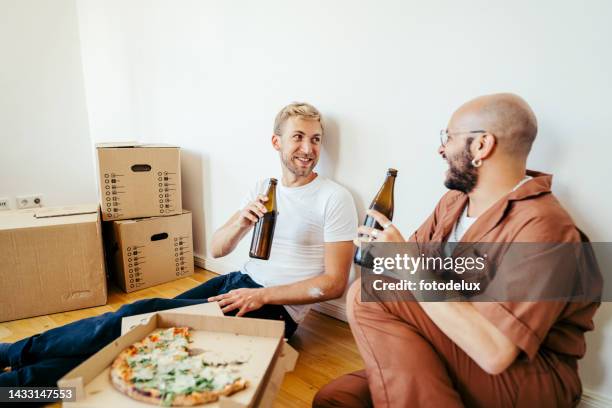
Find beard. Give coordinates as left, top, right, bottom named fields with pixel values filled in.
left=280, top=151, right=317, bottom=177
left=444, top=138, right=479, bottom=194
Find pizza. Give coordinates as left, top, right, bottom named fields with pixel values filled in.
left=110, top=327, right=248, bottom=406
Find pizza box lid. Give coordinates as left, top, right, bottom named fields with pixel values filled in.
left=120, top=302, right=224, bottom=334
left=58, top=311, right=296, bottom=407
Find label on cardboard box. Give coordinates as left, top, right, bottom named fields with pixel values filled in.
left=105, top=211, right=194, bottom=292
left=96, top=143, right=182, bottom=221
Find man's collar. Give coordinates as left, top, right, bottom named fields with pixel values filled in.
left=506, top=170, right=552, bottom=201
left=438, top=169, right=553, bottom=245
left=443, top=169, right=553, bottom=210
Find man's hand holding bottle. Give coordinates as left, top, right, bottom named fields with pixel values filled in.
left=237, top=195, right=269, bottom=228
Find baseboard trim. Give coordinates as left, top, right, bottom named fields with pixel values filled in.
left=194, top=255, right=239, bottom=275
left=580, top=389, right=612, bottom=408
left=313, top=299, right=348, bottom=322
left=193, top=254, right=207, bottom=270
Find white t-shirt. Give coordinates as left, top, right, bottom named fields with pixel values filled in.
left=240, top=175, right=358, bottom=323
left=444, top=205, right=478, bottom=256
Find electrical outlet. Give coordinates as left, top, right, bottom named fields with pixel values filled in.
left=16, top=194, right=44, bottom=209
left=0, top=197, right=10, bottom=210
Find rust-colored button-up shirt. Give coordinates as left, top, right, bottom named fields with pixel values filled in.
left=410, top=170, right=600, bottom=361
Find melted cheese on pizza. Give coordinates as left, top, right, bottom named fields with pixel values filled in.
left=125, top=328, right=246, bottom=397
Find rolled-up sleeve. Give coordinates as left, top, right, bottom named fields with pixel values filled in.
left=473, top=301, right=566, bottom=360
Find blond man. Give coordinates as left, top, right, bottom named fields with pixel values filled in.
left=180, top=101, right=357, bottom=336
left=1, top=102, right=357, bottom=387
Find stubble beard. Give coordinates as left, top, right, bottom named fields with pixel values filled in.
left=281, top=152, right=317, bottom=177
left=443, top=138, right=479, bottom=194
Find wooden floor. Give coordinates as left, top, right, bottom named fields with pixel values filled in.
left=0, top=267, right=364, bottom=407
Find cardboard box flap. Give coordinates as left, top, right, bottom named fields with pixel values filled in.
left=96, top=141, right=178, bottom=148
left=114, top=209, right=191, bottom=225
left=34, top=204, right=99, bottom=218
left=277, top=341, right=299, bottom=371
left=0, top=204, right=100, bottom=230
left=157, top=313, right=285, bottom=338
left=96, top=141, right=140, bottom=148
left=139, top=143, right=178, bottom=148
left=121, top=302, right=223, bottom=334
left=252, top=342, right=299, bottom=408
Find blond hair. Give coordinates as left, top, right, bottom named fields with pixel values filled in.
left=273, top=102, right=322, bottom=135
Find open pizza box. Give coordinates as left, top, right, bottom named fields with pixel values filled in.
left=58, top=303, right=298, bottom=407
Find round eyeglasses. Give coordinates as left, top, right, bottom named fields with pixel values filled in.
left=439, top=129, right=487, bottom=147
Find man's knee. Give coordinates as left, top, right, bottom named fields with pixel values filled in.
left=0, top=370, right=19, bottom=387
left=346, top=279, right=362, bottom=322
left=313, top=370, right=372, bottom=408
left=313, top=381, right=358, bottom=408
left=312, top=383, right=339, bottom=408
left=347, top=277, right=427, bottom=327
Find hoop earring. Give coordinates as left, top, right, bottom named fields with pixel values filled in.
left=471, top=158, right=482, bottom=168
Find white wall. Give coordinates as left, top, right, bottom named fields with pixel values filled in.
left=0, top=0, right=97, bottom=207
left=76, top=0, right=611, bottom=400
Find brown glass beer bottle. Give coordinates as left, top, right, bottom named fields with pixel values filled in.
left=354, top=168, right=397, bottom=266
left=249, top=178, right=278, bottom=260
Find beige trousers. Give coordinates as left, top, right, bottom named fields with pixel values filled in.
left=313, top=280, right=580, bottom=408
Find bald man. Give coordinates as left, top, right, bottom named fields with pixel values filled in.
left=313, top=94, right=600, bottom=407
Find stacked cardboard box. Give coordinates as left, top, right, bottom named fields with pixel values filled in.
left=96, top=142, right=194, bottom=292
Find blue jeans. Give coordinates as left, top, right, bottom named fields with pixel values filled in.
left=175, top=271, right=297, bottom=336
left=0, top=272, right=297, bottom=386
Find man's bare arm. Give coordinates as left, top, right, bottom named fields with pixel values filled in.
left=261, top=241, right=354, bottom=304
left=210, top=195, right=268, bottom=258
left=209, top=241, right=354, bottom=315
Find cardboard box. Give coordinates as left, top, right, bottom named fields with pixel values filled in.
left=105, top=211, right=194, bottom=292
left=59, top=310, right=299, bottom=407
left=96, top=142, right=182, bottom=221
left=0, top=204, right=107, bottom=322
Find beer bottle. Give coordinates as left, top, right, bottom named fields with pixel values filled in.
left=249, top=178, right=278, bottom=260
left=354, top=168, right=397, bottom=266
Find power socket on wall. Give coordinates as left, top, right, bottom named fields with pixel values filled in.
left=16, top=194, right=44, bottom=209
left=0, top=198, right=10, bottom=210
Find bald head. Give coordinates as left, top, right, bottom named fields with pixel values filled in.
left=450, top=93, right=538, bottom=158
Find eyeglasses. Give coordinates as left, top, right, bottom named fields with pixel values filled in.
left=439, top=129, right=487, bottom=147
